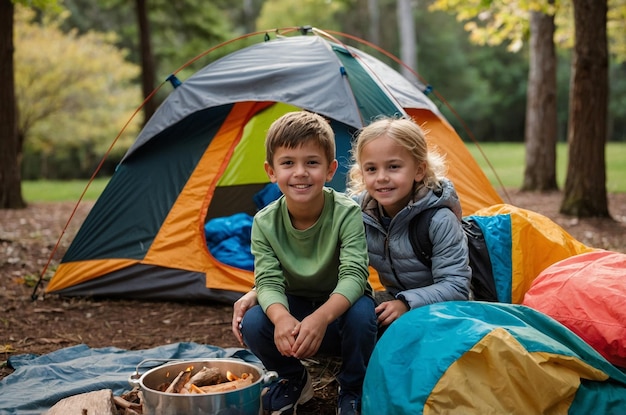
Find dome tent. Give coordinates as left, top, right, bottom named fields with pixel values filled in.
left=45, top=28, right=502, bottom=303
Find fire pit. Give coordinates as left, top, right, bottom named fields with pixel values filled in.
left=129, top=358, right=277, bottom=415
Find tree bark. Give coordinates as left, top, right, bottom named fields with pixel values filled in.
left=0, top=0, right=26, bottom=209
left=367, top=0, right=380, bottom=46
left=561, top=0, right=610, bottom=218
left=242, top=0, right=255, bottom=34
left=136, top=0, right=157, bottom=126
left=522, top=5, right=558, bottom=191
left=397, top=0, right=416, bottom=76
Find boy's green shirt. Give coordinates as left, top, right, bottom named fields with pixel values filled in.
left=251, top=187, right=372, bottom=312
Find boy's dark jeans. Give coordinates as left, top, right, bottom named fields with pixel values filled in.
left=241, top=294, right=377, bottom=392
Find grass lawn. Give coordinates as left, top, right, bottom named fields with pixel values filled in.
left=23, top=178, right=110, bottom=203
left=22, top=142, right=625, bottom=202
left=465, top=142, right=625, bottom=193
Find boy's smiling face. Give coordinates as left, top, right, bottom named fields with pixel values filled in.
left=265, top=140, right=338, bottom=210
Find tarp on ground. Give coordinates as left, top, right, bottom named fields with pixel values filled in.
left=0, top=342, right=258, bottom=414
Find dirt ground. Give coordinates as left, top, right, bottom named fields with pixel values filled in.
left=2, top=189, right=626, bottom=414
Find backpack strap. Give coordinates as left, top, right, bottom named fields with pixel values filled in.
left=408, top=206, right=499, bottom=302
left=408, top=207, right=441, bottom=268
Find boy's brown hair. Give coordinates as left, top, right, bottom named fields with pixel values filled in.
left=265, top=111, right=335, bottom=167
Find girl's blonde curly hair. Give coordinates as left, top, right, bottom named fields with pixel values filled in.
left=347, top=116, right=447, bottom=196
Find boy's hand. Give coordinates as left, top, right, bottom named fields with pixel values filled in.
left=231, top=290, right=258, bottom=346
left=290, top=313, right=326, bottom=359
left=273, top=314, right=301, bottom=357
left=375, top=299, right=409, bottom=327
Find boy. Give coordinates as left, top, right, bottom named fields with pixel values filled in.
left=240, top=111, right=377, bottom=415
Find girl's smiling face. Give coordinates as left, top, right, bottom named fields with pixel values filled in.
left=265, top=140, right=337, bottom=209
left=360, top=135, right=425, bottom=218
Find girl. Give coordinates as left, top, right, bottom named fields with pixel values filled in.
left=347, top=116, right=471, bottom=329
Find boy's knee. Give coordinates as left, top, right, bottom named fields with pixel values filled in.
left=348, top=296, right=376, bottom=318
left=344, top=297, right=377, bottom=331
left=240, top=305, right=266, bottom=335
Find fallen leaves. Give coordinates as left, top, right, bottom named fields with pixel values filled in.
left=0, top=344, right=16, bottom=354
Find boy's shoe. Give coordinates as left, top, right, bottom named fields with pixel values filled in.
left=262, top=369, right=313, bottom=414
left=336, top=388, right=361, bottom=415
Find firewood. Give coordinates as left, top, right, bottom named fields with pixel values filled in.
left=227, top=371, right=252, bottom=381
left=119, top=387, right=141, bottom=405
left=164, top=367, right=192, bottom=393
left=188, top=384, right=205, bottom=394
left=113, top=395, right=142, bottom=411
left=184, top=366, right=222, bottom=389
left=198, top=377, right=253, bottom=393
left=226, top=370, right=239, bottom=381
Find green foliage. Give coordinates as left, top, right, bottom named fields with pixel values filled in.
left=60, top=0, right=238, bottom=84
left=608, top=1, right=626, bottom=61
left=415, top=5, right=529, bottom=142
left=148, top=0, right=236, bottom=76
left=554, top=0, right=626, bottom=63
left=15, top=6, right=142, bottom=179
left=418, top=0, right=626, bottom=142
left=430, top=0, right=626, bottom=63
left=429, top=0, right=535, bottom=52
left=609, top=62, right=626, bottom=141
left=13, top=0, right=61, bottom=11
left=11, top=0, right=626, bottom=185
left=256, top=0, right=350, bottom=31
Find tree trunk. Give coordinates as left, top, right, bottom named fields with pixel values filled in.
left=136, top=0, right=157, bottom=126
left=561, top=0, right=610, bottom=218
left=522, top=5, right=558, bottom=191
left=0, top=0, right=26, bottom=209
left=397, top=0, right=416, bottom=77
left=242, top=0, right=255, bottom=34
left=367, top=0, right=380, bottom=46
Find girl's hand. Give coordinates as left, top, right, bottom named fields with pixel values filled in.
left=375, top=299, right=409, bottom=327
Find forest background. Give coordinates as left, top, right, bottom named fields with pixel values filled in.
left=1, top=0, right=625, bottom=215
left=1, top=3, right=626, bottom=411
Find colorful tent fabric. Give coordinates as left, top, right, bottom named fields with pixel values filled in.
left=523, top=250, right=626, bottom=368
left=469, top=204, right=596, bottom=304
left=45, top=31, right=502, bottom=303
left=362, top=301, right=626, bottom=415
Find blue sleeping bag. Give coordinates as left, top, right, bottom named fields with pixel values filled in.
left=204, top=212, right=254, bottom=271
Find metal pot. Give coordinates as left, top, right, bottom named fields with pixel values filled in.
left=128, top=358, right=277, bottom=415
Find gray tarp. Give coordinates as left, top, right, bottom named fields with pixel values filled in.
left=0, top=342, right=258, bottom=414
